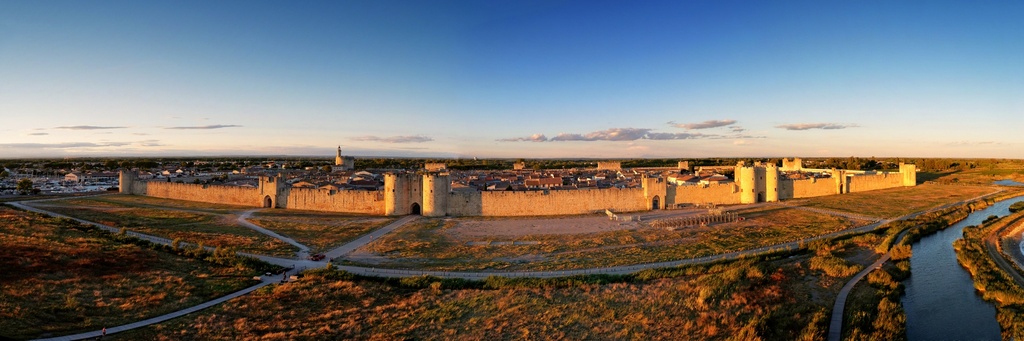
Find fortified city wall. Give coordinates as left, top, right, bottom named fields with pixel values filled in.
left=671, top=183, right=743, bottom=206
left=284, top=188, right=385, bottom=215
left=446, top=188, right=647, bottom=216
left=134, top=180, right=262, bottom=207
left=118, top=159, right=917, bottom=217
left=780, top=178, right=838, bottom=199
left=846, top=173, right=905, bottom=193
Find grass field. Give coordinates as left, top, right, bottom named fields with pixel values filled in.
left=120, top=233, right=883, bottom=341
left=248, top=210, right=395, bottom=253
left=797, top=184, right=996, bottom=218
left=26, top=197, right=298, bottom=257
left=71, top=194, right=252, bottom=214
left=0, top=206, right=258, bottom=340
left=350, top=207, right=865, bottom=271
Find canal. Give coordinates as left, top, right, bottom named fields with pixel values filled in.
left=902, top=193, right=1024, bottom=340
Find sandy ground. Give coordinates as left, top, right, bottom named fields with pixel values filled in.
left=444, top=207, right=712, bottom=238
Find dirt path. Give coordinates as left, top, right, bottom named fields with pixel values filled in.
left=827, top=189, right=1007, bottom=341
left=237, top=209, right=311, bottom=259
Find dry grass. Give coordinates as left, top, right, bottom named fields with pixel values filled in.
left=0, top=206, right=257, bottom=340
left=249, top=210, right=396, bottom=253
left=797, top=184, right=995, bottom=218
left=352, top=207, right=864, bottom=271
left=121, top=236, right=883, bottom=341
left=27, top=198, right=298, bottom=257
left=75, top=194, right=250, bottom=214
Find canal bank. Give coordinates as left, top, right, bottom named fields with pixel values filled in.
left=902, top=195, right=1024, bottom=340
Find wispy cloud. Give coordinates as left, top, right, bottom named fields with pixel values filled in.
left=138, top=140, right=164, bottom=147
left=55, top=125, right=127, bottom=130
left=498, top=133, right=549, bottom=142
left=27, top=132, right=49, bottom=136
left=0, top=142, right=132, bottom=149
left=352, top=135, right=434, bottom=143
left=551, top=128, right=651, bottom=141
left=669, top=119, right=737, bottom=130
left=164, top=124, right=242, bottom=130
left=776, top=123, right=858, bottom=131
left=946, top=141, right=1002, bottom=146
left=499, top=127, right=764, bottom=142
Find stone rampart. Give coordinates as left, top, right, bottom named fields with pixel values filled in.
left=285, top=188, right=386, bottom=214
left=670, top=183, right=741, bottom=206
left=142, top=181, right=262, bottom=207
left=847, top=173, right=904, bottom=193
left=447, top=188, right=647, bottom=216
left=784, top=178, right=837, bottom=199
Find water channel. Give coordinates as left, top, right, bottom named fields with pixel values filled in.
left=902, top=192, right=1024, bottom=340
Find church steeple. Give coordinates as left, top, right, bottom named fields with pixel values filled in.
left=335, top=146, right=343, bottom=166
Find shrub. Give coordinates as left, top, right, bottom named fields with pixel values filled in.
left=1010, top=201, right=1024, bottom=213
left=890, top=245, right=912, bottom=260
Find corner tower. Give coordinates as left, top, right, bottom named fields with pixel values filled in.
left=899, top=163, right=917, bottom=187
left=736, top=162, right=757, bottom=204
left=119, top=170, right=137, bottom=194
left=765, top=163, right=779, bottom=202
left=421, top=173, right=450, bottom=217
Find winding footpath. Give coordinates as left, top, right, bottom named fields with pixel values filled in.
left=826, top=189, right=1006, bottom=341
left=10, top=191, right=1000, bottom=340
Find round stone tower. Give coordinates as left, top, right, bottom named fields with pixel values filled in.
left=736, top=162, right=757, bottom=204
left=384, top=173, right=409, bottom=216
left=899, top=163, right=917, bottom=187
left=421, top=173, right=450, bottom=217
left=765, top=163, right=779, bottom=202
left=118, top=170, right=136, bottom=194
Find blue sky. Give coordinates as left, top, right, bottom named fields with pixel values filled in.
left=1, top=1, right=1022, bottom=158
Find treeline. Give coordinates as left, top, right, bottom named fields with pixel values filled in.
left=954, top=212, right=1024, bottom=339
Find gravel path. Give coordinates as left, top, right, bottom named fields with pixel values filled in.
left=237, top=209, right=311, bottom=258
left=12, top=192, right=1001, bottom=341
left=826, top=189, right=1005, bottom=341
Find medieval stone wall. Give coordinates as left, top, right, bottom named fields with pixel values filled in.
left=670, top=183, right=742, bottom=206
left=847, top=173, right=905, bottom=193
left=142, top=181, right=262, bottom=207
left=285, top=188, right=386, bottom=215
left=446, top=188, right=647, bottom=216
left=784, top=178, right=838, bottom=199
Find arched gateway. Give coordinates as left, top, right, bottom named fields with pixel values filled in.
left=411, top=203, right=421, bottom=215
left=263, top=196, right=273, bottom=208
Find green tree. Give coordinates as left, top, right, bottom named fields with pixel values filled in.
left=16, top=179, right=33, bottom=194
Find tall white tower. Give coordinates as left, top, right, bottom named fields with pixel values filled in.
left=335, top=146, right=343, bottom=166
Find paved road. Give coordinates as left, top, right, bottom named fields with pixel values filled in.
left=322, top=215, right=418, bottom=260
left=826, top=189, right=1007, bottom=341
left=237, top=209, right=311, bottom=258
left=827, top=253, right=891, bottom=341
left=32, top=279, right=275, bottom=341
left=12, top=191, right=1005, bottom=340
left=11, top=200, right=890, bottom=279
left=985, top=213, right=1024, bottom=287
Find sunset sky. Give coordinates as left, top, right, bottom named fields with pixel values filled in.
left=2, top=1, right=1023, bottom=159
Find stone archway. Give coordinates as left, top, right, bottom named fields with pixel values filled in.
left=263, top=196, right=273, bottom=208
left=411, top=203, right=421, bottom=215
left=757, top=192, right=765, bottom=203
left=652, top=196, right=661, bottom=210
